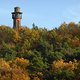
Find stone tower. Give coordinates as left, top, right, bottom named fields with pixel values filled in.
left=12, top=7, right=22, bottom=30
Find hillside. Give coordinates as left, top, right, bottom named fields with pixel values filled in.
left=0, top=22, right=80, bottom=80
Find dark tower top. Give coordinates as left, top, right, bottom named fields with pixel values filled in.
left=12, top=7, right=22, bottom=30
left=15, top=7, right=20, bottom=12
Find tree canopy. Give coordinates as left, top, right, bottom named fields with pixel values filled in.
left=0, top=22, right=80, bottom=80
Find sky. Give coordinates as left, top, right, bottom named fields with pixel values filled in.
left=0, top=0, right=80, bottom=29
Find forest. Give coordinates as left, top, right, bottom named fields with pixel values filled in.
left=0, top=22, right=80, bottom=80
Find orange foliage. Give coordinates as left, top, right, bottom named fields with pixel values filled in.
left=71, top=37, right=80, bottom=47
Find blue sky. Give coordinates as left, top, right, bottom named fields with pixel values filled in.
left=0, top=0, right=80, bottom=29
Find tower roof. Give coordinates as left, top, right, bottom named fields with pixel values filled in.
left=12, top=7, right=22, bottom=14
left=14, top=7, right=20, bottom=9
left=14, top=7, right=21, bottom=12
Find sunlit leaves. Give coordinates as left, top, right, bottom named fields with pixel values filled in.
left=0, top=58, right=30, bottom=80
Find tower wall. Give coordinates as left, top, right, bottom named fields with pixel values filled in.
left=13, top=19, right=21, bottom=30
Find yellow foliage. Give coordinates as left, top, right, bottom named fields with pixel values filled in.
left=11, top=67, right=30, bottom=80
left=0, top=59, right=10, bottom=70
left=14, top=58, right=29, bottom=69
left=0, top=58, right=30, bottom=80
left=33, top=77, right=40, bottom=80
left=31, top=30, right=40, bottom=41
left=52, top=59, right=78, bottom=71
left=12, top=30, right=20, bottom=42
